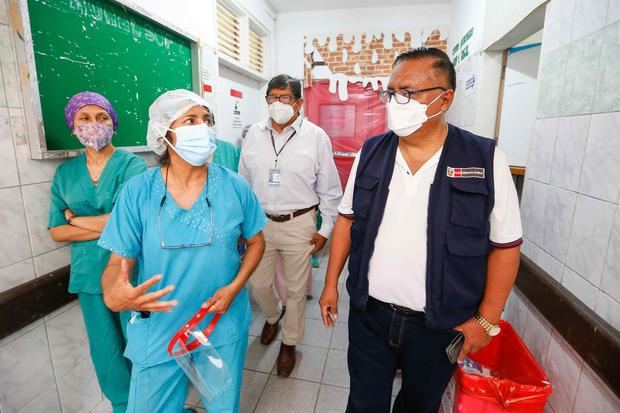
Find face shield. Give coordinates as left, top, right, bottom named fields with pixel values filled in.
left=167, top=306, right=231, bottom=404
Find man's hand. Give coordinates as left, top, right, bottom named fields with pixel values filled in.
left=202, top=283, right=242, bottom=314
left=454, top=317, right=492, bottom=361
left=104, top=258, right=177, bottom=312
left=309, top=232, right=328, bottom=254
left=319, top=284, right=339, bottom=328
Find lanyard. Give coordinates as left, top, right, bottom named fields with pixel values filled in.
left=270, top=129, right=297, bottom=165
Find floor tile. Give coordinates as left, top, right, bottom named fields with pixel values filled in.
left=244, top=336, right=281, bottom=374
left=315, top=384, right=349, bottom=413
left=322, top=349, right=349, bottom=388
left=270, top=343, right=328, bottom=382
left=254, top=376, right=320, bottom=413
left=299, top=318, right=333, bottom=348
left=240, top=370, right=269, bottom=413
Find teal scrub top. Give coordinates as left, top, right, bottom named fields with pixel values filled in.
left=98, top=164, right=266, bottom=367
left=48, top=149, right=147, bottom=294
left=212, top=139, right=240, bottom=172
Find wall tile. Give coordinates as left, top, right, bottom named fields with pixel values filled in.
left=601, top=206, right=620, bottom=302
left=0, top=107, right=19, bottom=189
left=579, top=112, right=620, bottom=203
left=594, top=292, right=620, bottom=331
left=521, top=179, right=549, bottom=246
left=21, top=182, right=64, bottom=256
left=594, top=21, right=620, bottom=112
left=0, top=0, right=7, bottom=25
left=0, top=324, right=56, bottom=412
left=573, top=365, right=620, bottom=413
left=537, top=48, right=569, bottom=118
left=0, top=63, right=7, bottom=108
left=522, top=308, right=552, bottom=366
left=504, top=290, right=530, bottom=337
left=0, top=258, right=34, bottom=293
left=565, top=195, right=615, bottom=287
left=526, top=119, right=558, bottom=183
left=559, top=31, right=604, bottom=116
left=541, top=0, right=577, bottom=54
left=46, top=304, right=90, bottom=379
left=14, top=142, right=62, bottom=186
left=549, top=116, right=589, bottom=192
left=0, top=187, right=31, bottom=268
left=541, top=186, right=577, bottom=262
left=545, top=333, right=583, bottom=413
left=608, top=0, right=620, bottom=24
left=571, top=0, right=609, bottom=41
left=56, top=357, right=102, bottom=413
left=0, top=25, right=21, bottom=107
left=18, top=385, right=62, bottom=413
left=536, top=247, right=566, bottom=283
left=561, top=267, right=598, bottom=310
left=33, top=245, right=70, bottom=277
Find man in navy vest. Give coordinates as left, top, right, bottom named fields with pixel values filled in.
left=319, top=47, right=522, bottom=413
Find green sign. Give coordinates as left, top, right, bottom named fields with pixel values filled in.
left=460, top=27, right=474, bottom=49
left=460, top=44, right=470, bottom=60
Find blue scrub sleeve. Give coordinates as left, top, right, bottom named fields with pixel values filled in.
left=98, top=183, right=143, bottom=258
left=239, top=182, right=266, bottom=240
left=48, top=169, right=68, bottom=228
left=113, top=156, right=147, bottom=204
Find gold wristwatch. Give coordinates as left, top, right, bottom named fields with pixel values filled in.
left=474, top=312, right=501, bottom=336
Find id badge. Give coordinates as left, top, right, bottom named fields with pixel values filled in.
left=269, top=168, right=281, bottom=186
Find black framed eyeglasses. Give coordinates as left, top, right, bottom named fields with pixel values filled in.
left=265, top=95, right=296, bottom=104
left=377, top=87, right=448, bottom=104
left=158, top=167, right=213, bottom=249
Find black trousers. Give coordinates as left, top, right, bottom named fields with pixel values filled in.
left=346, top=297, right=458, bottom=413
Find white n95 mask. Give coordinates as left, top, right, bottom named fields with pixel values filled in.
left=159, top=124, right=217, bottom=166
left=268, top=101, right=295, bottom=125
left=387, top=91, right=445, bottom=137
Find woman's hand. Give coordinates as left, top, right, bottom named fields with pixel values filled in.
left=202, top=283, right=242, bottom=314
left=64, top=209, right=75, bottom=222
left=104, top=258, right=178, bottom=312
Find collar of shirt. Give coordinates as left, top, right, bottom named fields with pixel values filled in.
left=260, top=114, right=304, bottom=135
left=394, top=146, right=443, bottom=176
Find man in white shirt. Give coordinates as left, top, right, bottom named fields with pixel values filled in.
left=319, top=48, right=522, bottom=412
left=239, top=74, right=342, bottom=376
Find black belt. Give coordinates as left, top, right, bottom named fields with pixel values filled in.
left=368, top=296, right=425, bottom=318
left=266, top=205, right=318, bottom=222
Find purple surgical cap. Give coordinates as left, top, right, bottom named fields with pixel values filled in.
left=64, top=91, right=119, bottom=131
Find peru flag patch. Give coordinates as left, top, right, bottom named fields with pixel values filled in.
left=447, top=166, right=485, bottom=178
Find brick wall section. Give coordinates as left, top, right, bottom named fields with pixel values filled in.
left=304, top=30, right=448, bottom=81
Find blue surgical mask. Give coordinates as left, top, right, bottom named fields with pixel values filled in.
left=161, top=124, right=217, bottom=166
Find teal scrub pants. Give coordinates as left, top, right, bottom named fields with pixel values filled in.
left=126, top=337, right=248, bottom=413
left=79, top=293, right=132, bottom=413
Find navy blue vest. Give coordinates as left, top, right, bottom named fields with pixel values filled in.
left=347, top=124, right=496, bottom=329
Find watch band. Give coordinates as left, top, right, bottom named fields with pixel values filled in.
left=474, top=312, right=498, bottom=334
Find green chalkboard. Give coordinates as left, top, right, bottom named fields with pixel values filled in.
left=27, top=0, right=195, bottom=151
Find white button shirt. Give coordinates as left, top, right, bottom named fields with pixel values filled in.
left=339, top=146, right=522, bottom=311
left=239, top=116, right=343, bottom=238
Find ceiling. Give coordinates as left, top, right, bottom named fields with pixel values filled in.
left=266, top=0, right=451, bottom=13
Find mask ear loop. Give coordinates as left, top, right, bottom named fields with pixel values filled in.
left=426, top=90, right=448, bottom=119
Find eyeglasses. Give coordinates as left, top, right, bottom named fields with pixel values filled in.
left=377, top=87, right=448, bottom=104
left=265, top=95, right=296, bottom=104
left=158, top=167, right=213, bottom=249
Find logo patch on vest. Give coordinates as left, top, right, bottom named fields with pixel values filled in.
left=447, top=167, right=485, bottom=178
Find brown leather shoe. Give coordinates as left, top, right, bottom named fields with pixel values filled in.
left=260, top=321, right=279, bottom=345
left=277, top=343, right=296, bottom=377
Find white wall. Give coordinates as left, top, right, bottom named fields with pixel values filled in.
left=497, top=44, right=541, bottom=166
left=216, top=65, right=262, bottom=146
left=274, top=4, right=452, bottom=79
left=483, top=0, right=547, bottom=49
